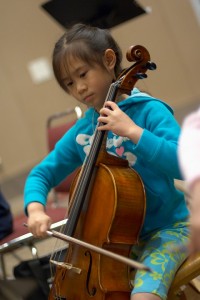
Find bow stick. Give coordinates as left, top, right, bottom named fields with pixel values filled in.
left=24, top=223, right=151, bottom=272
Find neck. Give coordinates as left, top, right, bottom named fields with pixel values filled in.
left=115, top=92, right=128, bottom=103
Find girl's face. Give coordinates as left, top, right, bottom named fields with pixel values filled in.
left=60, top=50, right=116, bottom=112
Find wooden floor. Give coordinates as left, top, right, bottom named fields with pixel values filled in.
left=184, top=283, right=200, bottom=299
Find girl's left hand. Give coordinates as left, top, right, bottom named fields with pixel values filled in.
left=98, top=101, right=143, bottom=143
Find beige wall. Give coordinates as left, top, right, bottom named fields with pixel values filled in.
left=0, top=0, right=200, bottom=182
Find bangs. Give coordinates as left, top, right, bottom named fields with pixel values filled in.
left=53, top=41, right=103, bottom=91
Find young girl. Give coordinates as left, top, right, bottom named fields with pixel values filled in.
left=179, top=107, right=200, bottom=253
left=24, top=23, right=189, bottom=300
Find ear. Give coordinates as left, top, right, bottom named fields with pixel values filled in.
left=104, top=49, right=116, bottom=71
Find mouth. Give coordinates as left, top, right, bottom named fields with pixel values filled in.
left=84, top=94, right=93, bottom=103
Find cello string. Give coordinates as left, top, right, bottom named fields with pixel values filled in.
left=49, top=80, right=119, bottom=279
left=53, top=80, right=118, bottom=240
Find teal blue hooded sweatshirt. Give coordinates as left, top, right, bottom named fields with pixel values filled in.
left=24, top=88, right=189, bottom=237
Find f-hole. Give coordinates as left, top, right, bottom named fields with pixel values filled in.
left=85, top=250, right=97, bottom=296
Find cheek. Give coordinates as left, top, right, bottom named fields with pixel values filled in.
left=97, top=76, right=111, bottom=91
left=68, top=88, right=78, bottom=100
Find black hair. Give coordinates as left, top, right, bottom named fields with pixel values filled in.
left=52, top=23, right=123, bottom=92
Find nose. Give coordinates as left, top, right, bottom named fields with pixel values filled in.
left=76, top=80, right=87, bottom=94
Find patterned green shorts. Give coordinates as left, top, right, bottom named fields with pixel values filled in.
left=130, top=221, right=189, bottom=300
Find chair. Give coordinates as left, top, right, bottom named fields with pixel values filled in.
left=0, top=219, right=68, bottom=300
left=0, top=106, right=82, bottom=295
left=167, top=252, right=200, bottom=299
left=46, top=106, right=82, bottom=205
left=0, top=209, right=67, bottom=279
left=166, top=181, right=200, bottom=299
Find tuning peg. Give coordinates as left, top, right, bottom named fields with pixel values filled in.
left=146, top=61, right=157, bottom=70
left=134, top=73, right=148, bottom=79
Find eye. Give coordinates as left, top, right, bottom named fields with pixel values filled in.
left=66, top=81, right=73, bottom=87
left=80, top=71, right=87, bottom=78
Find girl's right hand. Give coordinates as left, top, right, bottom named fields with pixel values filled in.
left=27, top=202, right=52, bottom=237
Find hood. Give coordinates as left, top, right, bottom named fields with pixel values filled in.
left=118, top=88, right=174, bottom=115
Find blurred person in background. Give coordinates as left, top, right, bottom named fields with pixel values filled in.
left=178, top=107, right=200, bottom=253
left=0, top=188, right=13, bottom=241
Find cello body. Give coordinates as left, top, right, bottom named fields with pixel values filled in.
left=49, top=153, right=146, bottom=300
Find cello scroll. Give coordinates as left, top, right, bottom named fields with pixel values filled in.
left=118, top=45, right=156, bottom=94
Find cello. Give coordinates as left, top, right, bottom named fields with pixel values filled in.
left=48, top=45, right=156, bottom=300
